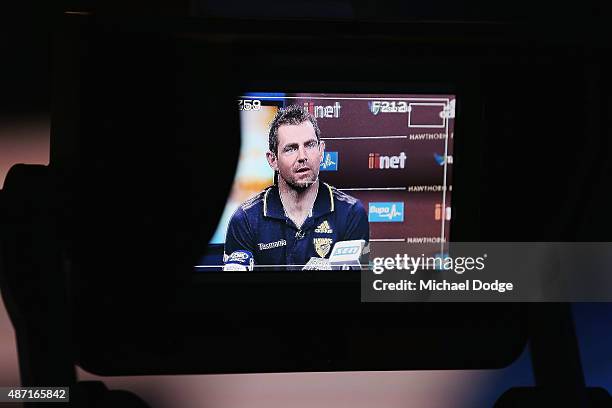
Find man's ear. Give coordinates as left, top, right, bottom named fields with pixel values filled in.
left=266, top=151, right=279, bottom=171
left=319, top=140, right=326, bottom=155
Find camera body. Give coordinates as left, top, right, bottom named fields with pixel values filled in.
left=36, top=14, right=608, bottom=375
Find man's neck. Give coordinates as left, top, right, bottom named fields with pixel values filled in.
left=278, top=178, right=319, bottom=228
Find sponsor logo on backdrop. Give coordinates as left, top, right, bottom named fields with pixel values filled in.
left=434, top=203, right=452, bottom=221
left=303, top=101, right=342, bottom=118
left=258, top=239, right=287, bottom=251
left=368, top=152, right=407, bottom=169
left=434, top=153, right=453, bottom=166
left=368, top=202, right=404, bottom=222
left=320, top=151, right=338, bottom=171
left=407, top=185, right=452, bottom=192
left=406, top=237, right=446, bottom=243
left=409, top=132, right=447, bottom=140
left=368, top=101, right=410, bottom=115
left=440, top=99, right=456, bottom=119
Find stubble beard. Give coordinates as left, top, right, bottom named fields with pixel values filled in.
left=282, top=172, right=318, bottom=192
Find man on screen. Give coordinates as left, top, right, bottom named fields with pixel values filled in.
left=224, top=104, right=369, bottom=268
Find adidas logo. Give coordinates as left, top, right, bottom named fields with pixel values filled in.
left=315, top=220, right=333, bottom=234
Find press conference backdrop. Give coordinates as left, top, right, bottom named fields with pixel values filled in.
left=205, top=93, right=456, bottom=266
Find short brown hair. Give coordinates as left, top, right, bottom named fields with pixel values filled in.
left=268, top=104, right=321, bottom=155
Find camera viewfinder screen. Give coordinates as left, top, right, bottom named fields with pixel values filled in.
left=198, top=92, right=456, bottom=271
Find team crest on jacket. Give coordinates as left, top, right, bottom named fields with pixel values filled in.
left=313, top=237, right=333, bottom=258
left=315, top=220, right=333, bottom=234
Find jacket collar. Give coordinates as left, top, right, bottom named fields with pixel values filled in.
left=263, top=181, right=335, bottom=221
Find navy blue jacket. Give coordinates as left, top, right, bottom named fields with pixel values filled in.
left=224, top=182, right=369, bottom=268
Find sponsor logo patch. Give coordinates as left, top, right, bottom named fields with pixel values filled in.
left=315, top=220, right=333, bottom=234
left=313, top=237, right=333, bottom=258
left=258, top=239, right=287, bottom=251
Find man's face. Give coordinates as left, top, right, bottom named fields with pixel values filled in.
left=267, top=121, right=325, bottom=190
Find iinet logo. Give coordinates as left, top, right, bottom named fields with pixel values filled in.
left=368, top=152, right=407, bottom=169
left=303, top=101, right=342, bottom=118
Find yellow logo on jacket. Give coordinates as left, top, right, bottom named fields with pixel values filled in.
left=313, top=237, right=333, bottom=258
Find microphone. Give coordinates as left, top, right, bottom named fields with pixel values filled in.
left=302, top=257, right=332, bottom=270
left=328, top=240, right=366, bottom=270
left=223, top=250, right=255, bottom=271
